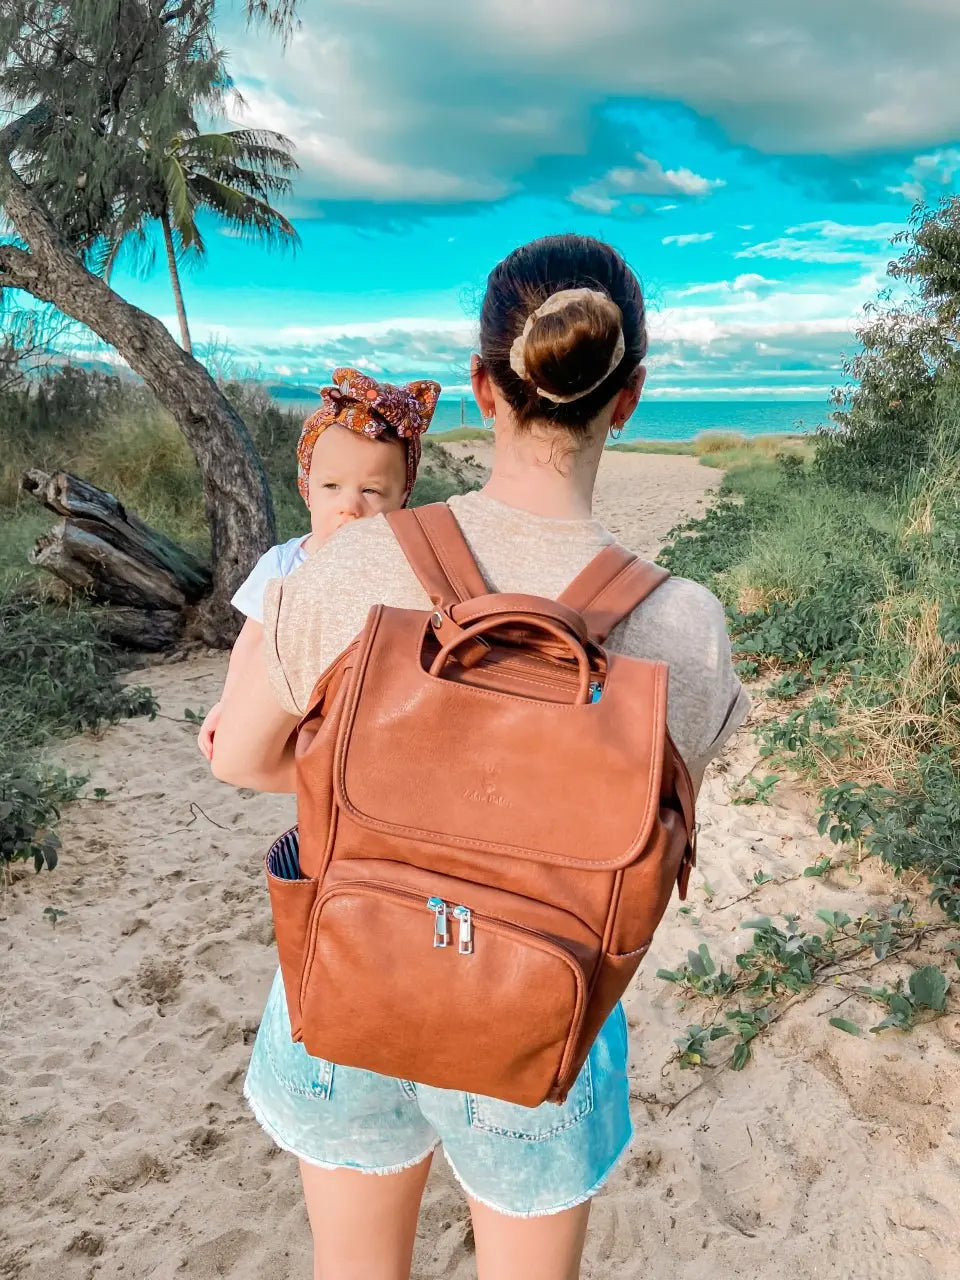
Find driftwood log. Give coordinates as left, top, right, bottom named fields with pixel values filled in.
left=22, top=469, right=212, bottom=651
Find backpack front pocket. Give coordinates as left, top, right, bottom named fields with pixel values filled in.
left=298, top=875, right=589, bottom=1108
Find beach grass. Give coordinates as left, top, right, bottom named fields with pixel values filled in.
left=0, top=376, right=489, bottom=591
left=431, top=426, right=494, bottom=443
left=659, top=401, right=960, bottom=919
left=5, top=374, right=812, bottom=594
left=613, top=431, right=815, bottom=468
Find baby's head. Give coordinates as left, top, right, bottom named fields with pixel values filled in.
left=297, top=368, right=441, bottom=544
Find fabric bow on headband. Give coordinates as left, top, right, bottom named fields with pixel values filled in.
left=296, top=367, right=442, bottom=502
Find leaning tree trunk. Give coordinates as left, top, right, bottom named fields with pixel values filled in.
left=0, top=125, right=274, bottom=647
left=160, top=208, right=193, bottom=355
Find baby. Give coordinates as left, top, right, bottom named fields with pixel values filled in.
left=198, top=367, right=441, bottom=759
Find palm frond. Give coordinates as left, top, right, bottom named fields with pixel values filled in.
left=163, top=153, right=199, bottom=245
left=84, top=235, right=121, bottom=281
left=173, top=219, right=206, bottom=262
left=174, top=131, right=240, bottom=163
left=188, top=173, right=300, bottom=248
left=176, top=127, right=297, bottom=170
left=194, top=161, right=292, bottom=201
left=96, top=119, right=299, bottom=283
left=219, top=128, right=299, bottom=167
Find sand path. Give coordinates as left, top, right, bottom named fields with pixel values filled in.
left=2, top=451, right=958, bottom=1279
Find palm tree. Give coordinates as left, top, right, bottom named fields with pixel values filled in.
left=102, top=127, right=300, bottom=355
left=0, top=1, right=301, bottom=644
left=157, top=128, right=299, bottom=354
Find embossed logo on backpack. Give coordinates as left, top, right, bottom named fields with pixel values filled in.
left=464, top=766, right=511, bottom=808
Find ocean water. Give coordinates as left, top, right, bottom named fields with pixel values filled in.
left=617, top=400, right=829, bottom=442
left=427, top=398, right=830, bottom=441
left=269, top=385, right=831, bottom=443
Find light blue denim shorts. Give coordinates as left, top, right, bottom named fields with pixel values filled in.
left=244, top=969, right=632, bottom=1218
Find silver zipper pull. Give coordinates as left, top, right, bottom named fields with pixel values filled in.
left=427, top=896, right=449, bottom=948
left=452, top=905, right=473, bottom=955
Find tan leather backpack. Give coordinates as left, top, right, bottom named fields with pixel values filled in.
left=265, top=503, right=696, bottom=1107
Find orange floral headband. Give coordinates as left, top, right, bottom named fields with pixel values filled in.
left=296, top=368, right=442, bottom=503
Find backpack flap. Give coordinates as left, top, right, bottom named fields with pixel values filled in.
left=332, top=605, right=669, bottom=871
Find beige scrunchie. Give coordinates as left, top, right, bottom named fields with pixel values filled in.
left=508, top=287, right=626, bottom=404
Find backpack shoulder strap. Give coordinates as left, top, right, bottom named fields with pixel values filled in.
left=386, top=504, right=488, bottom=609
left=559, top=544, right=670, bottom=644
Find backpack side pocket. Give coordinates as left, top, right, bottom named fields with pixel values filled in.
left=265, top=828, right=317, bottom=1041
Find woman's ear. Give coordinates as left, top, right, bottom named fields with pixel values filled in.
left=471, top=354, right=496, bottom=420
left=611, top=365, right=646, bottom=427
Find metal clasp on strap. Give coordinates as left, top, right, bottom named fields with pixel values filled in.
left=429, top=609, right=489, bottom=669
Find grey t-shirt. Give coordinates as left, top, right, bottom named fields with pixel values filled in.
left=262, top=491, right=750, bottom=780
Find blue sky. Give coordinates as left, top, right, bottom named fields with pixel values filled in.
left=109, top=0, right=960, bottom=401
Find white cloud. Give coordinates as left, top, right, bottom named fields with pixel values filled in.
left=615, top=154, right=723, bottom=196
left=230, top=81, right=512, bottom=205
left=642, top=384, right=833, bottom=398
left=673, top=282, right=728, bottom=297
left=569, top=189, right=618, bottom=214
left=786, top=220, right=902, bottom=240
left=737, top=220, right=901, bottom=263
left=737, top=239, right=866, bottom=264
left=570, top=153, right=724, bottom=214
left=662, top=232, right=715, bottom=246
left=888, top=148, right=960, bottom=202
left=271, top=316, right=477, bottom=344
left=168, top=263, right=895, bottom=403
left=734, top=273, right=780, bottom=293
left=222, top=1, right=960, bottom=213
left=673, top=273, right=781, bottom=298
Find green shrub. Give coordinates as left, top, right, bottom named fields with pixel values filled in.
left=0, top=593, right=157, bottom=752
left=658, top=404, right=960, bottom=922
left=0, top=588, right=157, bottom=870
left=817, top=199, right=960, bottom=494
left=0, top=764, right=85, bottom=874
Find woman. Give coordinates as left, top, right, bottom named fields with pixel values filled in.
left=212, top=233, right=749, bottom=1280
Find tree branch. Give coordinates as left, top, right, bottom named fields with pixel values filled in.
left=0, top=147, right=80, bottom=265
left=0, top=102, right=51, bottom=161
left=0, top=242, right=42, bottom=293
left=161, top=1, right=196, bottom=24
left=244, top=0, right=300, bottom=41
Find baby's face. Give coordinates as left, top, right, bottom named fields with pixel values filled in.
left=307, top=423, right=408, bottom=543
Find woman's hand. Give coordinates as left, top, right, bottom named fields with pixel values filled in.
left=197, top=702, right=221, bottom=760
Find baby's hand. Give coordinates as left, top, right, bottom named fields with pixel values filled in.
left=198, top=702, right=223, bottom=761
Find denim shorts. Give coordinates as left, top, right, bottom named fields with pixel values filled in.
left=244, top=969, right=632, bottom=1218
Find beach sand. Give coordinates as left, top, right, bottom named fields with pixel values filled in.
left=2, top=449, right=958, bottom=1279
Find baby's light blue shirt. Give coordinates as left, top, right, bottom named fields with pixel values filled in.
left=230, top=535, right=310, bottom=624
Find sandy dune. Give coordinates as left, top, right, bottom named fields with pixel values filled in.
left=2, top=449, right=958, bottom=1280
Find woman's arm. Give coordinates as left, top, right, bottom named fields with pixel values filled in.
left=210, top=628, right=301, bottom=793
left=198, top=619, right=267, bottom=759
left=220, top=617, right=264, bottom=700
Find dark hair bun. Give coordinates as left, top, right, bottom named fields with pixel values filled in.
left=522, top=292, right=623, bottom=403
left=480, top=234, right=646, bottom=431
